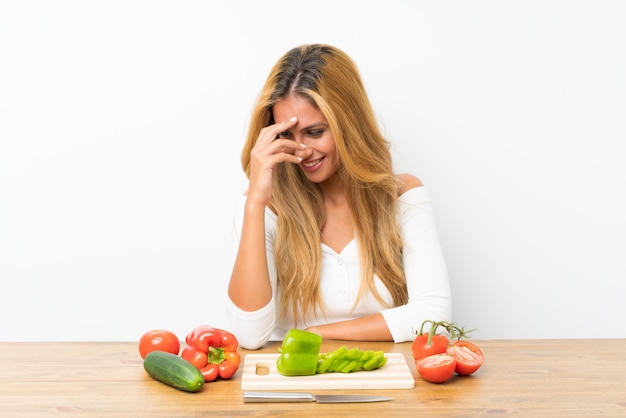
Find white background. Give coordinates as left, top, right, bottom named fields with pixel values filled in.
left=1, top=0, right=625, bottom=342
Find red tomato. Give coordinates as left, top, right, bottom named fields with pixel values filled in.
left=412, top=334, right=450, bottom=361
left=138, top=329, right=180, bottom=359
left=416, top=353, right=456, bottom=383
left=447, top=340, right=484, bottom=376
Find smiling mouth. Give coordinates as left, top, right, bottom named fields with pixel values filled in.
left=302, top=157, right=324, bottom=168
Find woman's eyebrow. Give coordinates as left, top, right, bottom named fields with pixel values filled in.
left=300, top=122, right=329, bottom=131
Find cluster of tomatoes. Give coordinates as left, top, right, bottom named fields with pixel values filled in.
left=412, top=320, right=484, bottom=383
left=139, top=326, right=241, bottom=382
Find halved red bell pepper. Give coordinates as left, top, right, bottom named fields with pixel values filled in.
left=181, top=325, right=241, bottom=382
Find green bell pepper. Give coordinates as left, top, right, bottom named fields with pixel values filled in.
left=275, top=329, right=389, bottom=376
left=276, top=329, right=323, bottom=376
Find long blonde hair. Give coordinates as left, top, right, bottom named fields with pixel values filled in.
left=241, top=44, right=408, bottom=323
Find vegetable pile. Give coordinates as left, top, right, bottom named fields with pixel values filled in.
left=412, top=320, right=484, bottom=384
left=276, top=329, right=388, bottom=376
left=139, top=325, right=241, bottom=392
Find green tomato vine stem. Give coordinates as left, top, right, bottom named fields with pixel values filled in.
left=418, top=320, right=477, bottom=345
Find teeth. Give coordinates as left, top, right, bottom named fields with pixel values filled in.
left=303, top=158, right=322, bottom=167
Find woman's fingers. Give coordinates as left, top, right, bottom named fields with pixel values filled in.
left=246, top=116, right=307, bottom=205
left=272, top=139, right=306, bottom=157
left=252, top=116, right=306, bottom=165
left=257, top=116, right=298, bottom=146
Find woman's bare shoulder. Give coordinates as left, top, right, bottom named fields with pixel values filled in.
left=396, top=173, right=424, bottom=196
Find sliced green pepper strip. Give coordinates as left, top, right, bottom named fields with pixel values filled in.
left=362, top=350, right=387, bottom=370
left=316, top=353, right=334, bottom=373
left=316, top=345, right=387, bottom=374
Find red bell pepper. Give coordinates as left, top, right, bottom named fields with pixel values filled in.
left=181, top=325, right=241, bottom=382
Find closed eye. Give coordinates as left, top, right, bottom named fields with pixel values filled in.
left=277, top=131, right=294, bottom=139
left=307, top=129, right=324, bottom=138
left=300, top=122, right=329, bottom=138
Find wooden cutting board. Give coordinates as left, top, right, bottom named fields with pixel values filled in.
left=240, top=353, right=415, bottom=390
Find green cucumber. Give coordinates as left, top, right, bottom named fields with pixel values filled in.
left=143, top=350, right=204, bottom=393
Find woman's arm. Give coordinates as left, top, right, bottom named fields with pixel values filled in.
left=228, top=117, right=302, bottom=311
left=225, top=196, right=278, bottom=350
left=227, top=199, right=273, bottom=311
left=308, top=177, right=449, bottom=343
left=381, top=185, right=452, bottom=342
left=309, top=183, right=451, bottom=343
left=305, top=313, right=393, bottom=341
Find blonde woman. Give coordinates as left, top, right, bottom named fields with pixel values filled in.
left=227, top=44, right=451, bottom=350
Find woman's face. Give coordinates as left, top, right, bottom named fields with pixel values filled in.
left=272, top=95, right=340, bottom=185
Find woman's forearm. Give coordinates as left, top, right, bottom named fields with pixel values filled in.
left=305, top=313, right=393, bottom=342
left=228, top=200, right=273, bottom=311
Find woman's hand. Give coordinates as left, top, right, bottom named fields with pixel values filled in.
left=247, top=116, right=306, bottom=206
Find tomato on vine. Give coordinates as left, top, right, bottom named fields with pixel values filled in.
left=416, top=353, right=456, bottom=383
left=447, top=340, right=484, bottom=376
left=413, top=320, right=483, bottom=383
left=412, top=330, right=449, bottom=361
